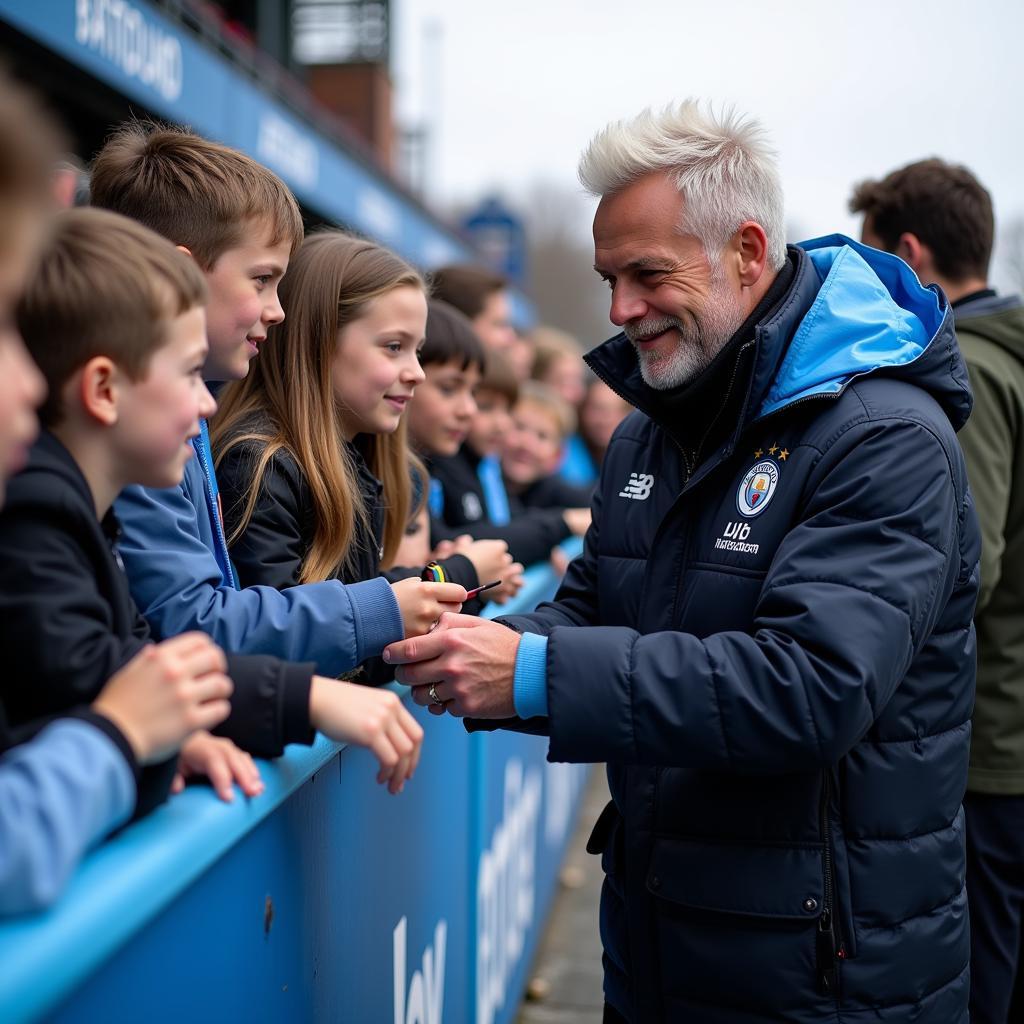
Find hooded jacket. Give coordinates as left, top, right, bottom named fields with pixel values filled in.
left=951, top=293, right=1024, bottom=794
left=496, top=239, right=979, bottom=1021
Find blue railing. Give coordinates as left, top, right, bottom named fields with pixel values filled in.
left=0, top=539, right=588, bottom=1024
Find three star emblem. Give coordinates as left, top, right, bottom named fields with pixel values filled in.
left=755, top=444, right=789, bottom=461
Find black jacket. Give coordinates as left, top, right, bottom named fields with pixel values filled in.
left=512, top=474, right=593, bottom=515
left=217, top=429, right=479, bottom=596
left=492, top=240, right=979, bottom=1021
left=0, top=433, right=316, bottom=815
left=428, top=445, right=573, bottom=566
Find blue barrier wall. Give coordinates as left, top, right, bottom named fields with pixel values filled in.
left=0, top=543, right=589, bottom=1024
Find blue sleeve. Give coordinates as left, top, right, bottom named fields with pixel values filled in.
left=512, top=632, right=550, bottom=718
left=114, top=472, right=403, bottom=676
left=0, top=719, right=136, bottom=915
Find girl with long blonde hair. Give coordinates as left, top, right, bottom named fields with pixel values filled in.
left=212, top=231, right=508, bottom=610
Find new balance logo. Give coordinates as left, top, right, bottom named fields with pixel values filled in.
left=618, top=472, right=655, bottom=501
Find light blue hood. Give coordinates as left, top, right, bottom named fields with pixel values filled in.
left=759, top=234, right=950, bottom=419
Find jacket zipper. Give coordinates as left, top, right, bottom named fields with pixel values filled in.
left=193, top=431, right=237, bottom=589
left=818, top=770, right=846, bottom=996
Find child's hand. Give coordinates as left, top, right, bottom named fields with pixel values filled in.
left=172, top=731, right=264, bottom=803
left=309, top=677, right=424, bottom=794
left=483, top=562, right=525, bottom=605
left=550, top=546, right=571, bottom=577
left=461, top=539, right=514, bottom=586
left=391, top=578, right=467, bottom=637
left=92, top=633, right=233, bottom=765
left=562, top=507, right=592, bottom=536
left=431, top=534, right=473, bottom=560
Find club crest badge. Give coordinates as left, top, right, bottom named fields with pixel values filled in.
left=737, top=459, right=780, bottom=518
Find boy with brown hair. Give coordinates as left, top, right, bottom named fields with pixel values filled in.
left=0, top=208, right=425, bottom=812
left=0, top=74, right=233, bottom=914
left=89, top=122, right=460, bottom=691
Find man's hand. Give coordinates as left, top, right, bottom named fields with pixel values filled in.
left=172, top=731, right=264, bottom=803
left=384, top=614, right=520, bottom=719
left=309, top=677, right=424, bottom=795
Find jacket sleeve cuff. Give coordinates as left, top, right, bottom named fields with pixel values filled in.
left=66, top=708, right=141, bottom=807
left=347, top=576, right=404, bottom=661
left=279, top=663, right=316, bottom=747
left=436, top=553, right=480, bottom=590
left=513, top=632, right=549, bottom=719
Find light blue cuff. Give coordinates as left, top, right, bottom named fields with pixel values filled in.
left=346, top=576, right=404, bottom=661
left=513, top=632, right=549, bottom=719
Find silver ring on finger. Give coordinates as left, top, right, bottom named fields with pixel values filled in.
left=428, top=682, right=444, bottom=707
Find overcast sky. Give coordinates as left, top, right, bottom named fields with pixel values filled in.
left=394, top=0, right=1024, bottom=287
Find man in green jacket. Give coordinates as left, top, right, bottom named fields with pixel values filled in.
left=853, top=158, right=1024, bottom=1024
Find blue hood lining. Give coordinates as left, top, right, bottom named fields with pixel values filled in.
left=758, top=235, right=946, bottom=418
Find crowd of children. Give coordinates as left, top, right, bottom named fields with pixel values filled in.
left=0, top=70, right=628, bottom=915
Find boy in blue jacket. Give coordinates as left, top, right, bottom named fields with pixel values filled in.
left=88, top=122, right=457, bottom=679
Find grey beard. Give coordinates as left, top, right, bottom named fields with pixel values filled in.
left=624, top=288, right=746, bottom=390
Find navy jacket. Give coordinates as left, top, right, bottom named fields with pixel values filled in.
left=500, top=238, right=980, bottom=1021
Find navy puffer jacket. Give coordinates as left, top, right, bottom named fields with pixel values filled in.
left=501, top=238, right=979, bottom=1022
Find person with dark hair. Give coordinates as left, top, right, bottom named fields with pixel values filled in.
left=430, top=264, right=517, bottom=356
left=413, top=301, right=586, bottom=569
left=854, top=158, right=1024, bottom=1024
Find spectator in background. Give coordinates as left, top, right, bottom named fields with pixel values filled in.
left=853, top=158, right=1024, bottom=1024
left=431, top=263, right=518, bottom=358
left=52, top=155, right=89, bottom=209
left=531, top=325, right=586, bottom=407
left=530, top=325, right=593, bottom=484
left=576, top=377, right=632, bottom=476
left=502, top=382, right=593, bottom=512
left=416, top=300, right=588, bottom=570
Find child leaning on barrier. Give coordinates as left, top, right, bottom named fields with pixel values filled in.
left=0, top=76, right=232, bottom=915
left=211, top=230, right=513, bottom=616
left=417, top=301, right=588, bottom=568
left=87, top=122, right=459, bottom=702
left=0, top=209, right=426, bottom=817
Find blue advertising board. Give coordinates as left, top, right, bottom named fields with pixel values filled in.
left=0, top=544, right=589, bottom=1024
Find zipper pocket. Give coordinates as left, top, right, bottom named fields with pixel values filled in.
left=817, top=769, right=847, bottom=996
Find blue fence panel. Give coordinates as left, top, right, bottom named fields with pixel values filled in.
left=0, top=540, right=589, bottom=1024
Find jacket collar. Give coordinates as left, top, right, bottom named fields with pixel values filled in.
left=16, top=430, right=121, bottom=541
left=585, top=245, right=819, bottom=454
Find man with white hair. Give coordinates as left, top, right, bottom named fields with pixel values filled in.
left=386, top=101, right=979, bottom=1021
